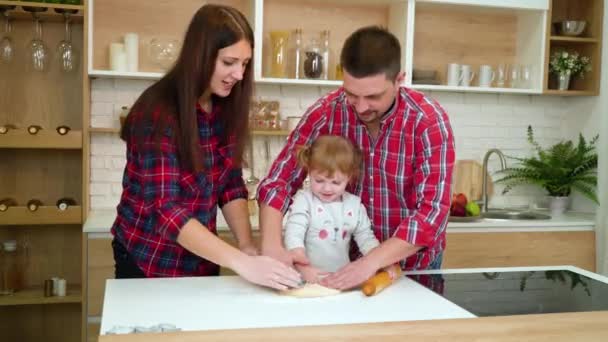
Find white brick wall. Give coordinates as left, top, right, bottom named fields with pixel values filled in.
left=90, top=79, right=596, bottom=212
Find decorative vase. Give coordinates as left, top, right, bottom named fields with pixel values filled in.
left=557, top=73, right=571, bottom=91
left=549, top=196, right=570, bottom=217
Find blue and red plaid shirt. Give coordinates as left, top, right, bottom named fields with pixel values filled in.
left=258, top=87, right=455, bottom=271
left=111, top=104, right=248, bottom=277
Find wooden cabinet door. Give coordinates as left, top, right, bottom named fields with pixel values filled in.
left=87, top=237, right=114, bottom=317
left=443, top=231, right=595, bottom=271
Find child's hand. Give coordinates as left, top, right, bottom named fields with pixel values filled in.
left=289, top=247, right=309, bottom=265
left=295, top=264, right=329, bottom=284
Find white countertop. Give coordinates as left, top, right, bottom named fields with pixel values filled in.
left=100, top=274, right=475, bottom=334
left=100, top=265, right=608, bottom=335
left=84, top=209, right=595, bottom=234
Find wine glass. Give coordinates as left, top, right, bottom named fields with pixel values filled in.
left=28, top=15, right=49, bottom=72
left=0, top=11, right=14, bottom=64
left=56, top=13, right=77, bottom=72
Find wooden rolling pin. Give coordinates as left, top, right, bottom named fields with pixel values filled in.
left=361, top=264, right=402, bottom=296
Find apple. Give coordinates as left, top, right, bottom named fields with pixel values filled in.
left=452, top=193, right=468, bottom=207
left=450, top=202, right=466, bottom=217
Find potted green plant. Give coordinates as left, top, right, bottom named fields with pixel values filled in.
left=549, top=50, right=592, bottom=90
left=495, top=126, right=598, bottom=216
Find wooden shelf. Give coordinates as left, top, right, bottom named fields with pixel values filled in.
left=0, top=285, right=81, bottom=306
left=0, top=205, right=83, bottom=225
left=0, top=129, right=82, bottom=149
left=88, top=69, right=164, bottom=80
left=89, top=127, right=290, bottom=136
left=0, top=0, right=84, bottom=22
left=550, top=36, right=599, bottom=43
left=89, top=127, right=120, bottom=133
left=543, top=89, right=598, bottom=96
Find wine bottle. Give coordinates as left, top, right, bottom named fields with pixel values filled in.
left=56, top=125, right=71, bottom=135
left=27, top=199, right=43, bottom=212
left=56, top=197, right=77, bottom=211
left=27, top=125, right=42, bottom=135
left=0, top=198, right=18, bottom=212
left=0, top=124, right=17, bottom=135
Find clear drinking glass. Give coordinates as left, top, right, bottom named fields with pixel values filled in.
left=495, top=63, right=507, bottom=88
left=520, top=65, right=532, bottom=89
left=509, top=64, right=521, bottom=88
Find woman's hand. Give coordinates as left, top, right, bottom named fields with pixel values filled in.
left=233, top=255, right=302, bottom=291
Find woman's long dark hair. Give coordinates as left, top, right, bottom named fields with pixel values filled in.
left=121, top=4, right=253, bottom=172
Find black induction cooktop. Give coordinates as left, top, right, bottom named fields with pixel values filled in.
left=407, top=269, right=608, bottom=317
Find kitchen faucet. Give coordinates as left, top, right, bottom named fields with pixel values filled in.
left=481, top=148, right=507, bottom=213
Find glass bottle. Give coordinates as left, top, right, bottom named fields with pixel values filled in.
left=269, top=30, right=290, bottom=78
left=303, top=38, right=323, bottom=79
left=320, top=30, right=330, bottom=80
left=0, top=197, right=17, bottom=212
left=56, top=197, right=77, bottom=211
left=290, top=29, right=303, bottom=79
left=27, top=199, right=43, bottom=212
left=1, top=240, right=27, bottom=295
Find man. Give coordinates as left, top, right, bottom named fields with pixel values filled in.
left=257, top=26, right=455, bottom=290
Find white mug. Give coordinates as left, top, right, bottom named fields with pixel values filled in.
left=459, top=64, right=475, bottom=87
left=446, top=63, right=461, bottom=86
left=478, top=65, right=495, bottom=87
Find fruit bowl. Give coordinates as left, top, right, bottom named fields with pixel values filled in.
left=448, top=215, right=482, bottom=223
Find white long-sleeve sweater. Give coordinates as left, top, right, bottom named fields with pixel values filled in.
left=284, top=190, right=380, bottom=272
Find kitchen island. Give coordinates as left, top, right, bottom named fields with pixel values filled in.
left=98, top=266, right=608, bottom=341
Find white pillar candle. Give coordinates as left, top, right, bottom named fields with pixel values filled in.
left=110, top=43, right=127, bottom=71
left=124, top=33, right=139, bottom=72
left=56, top=278, right=67, bottom=297
left=51, top=277, right=60, bottom=296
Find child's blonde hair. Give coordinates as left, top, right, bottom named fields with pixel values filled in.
left=297, top=135, right=361, bottom=179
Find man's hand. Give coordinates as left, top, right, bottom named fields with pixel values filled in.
left=295, top=264, right=328, bottom=284
left=238, top=242, right=258, bottom=256
left=319, top=256, right=379, bottom=290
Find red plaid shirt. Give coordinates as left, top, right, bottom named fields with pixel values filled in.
left=111, top=104, right=248, bottom=277
left=257, top=87, right=455, bottom=270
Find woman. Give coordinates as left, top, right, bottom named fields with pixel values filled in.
left=111, top=4, right=301, bottom=290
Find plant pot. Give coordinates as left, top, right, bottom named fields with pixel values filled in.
left=549, top=196, right=570, bottom=217
left=557, top=73, right=571, bottom=91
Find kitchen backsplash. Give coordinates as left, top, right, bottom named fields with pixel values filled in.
left=90, top=78, right=595, bottom=212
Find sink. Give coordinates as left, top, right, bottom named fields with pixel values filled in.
left=482, top=210, right=551, bottom=220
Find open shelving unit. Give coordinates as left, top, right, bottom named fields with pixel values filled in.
left=0, top=0, right=86, bottom=341
left=84, top=0, right=601, bottom=97
left=543, top=0, right=604, bottom=95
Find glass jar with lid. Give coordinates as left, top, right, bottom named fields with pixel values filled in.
left=303, top=38, right=323, bottom=79
left=0, top=240, right=28, bottom=295
left=269, top=30, right=290, bottom=78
